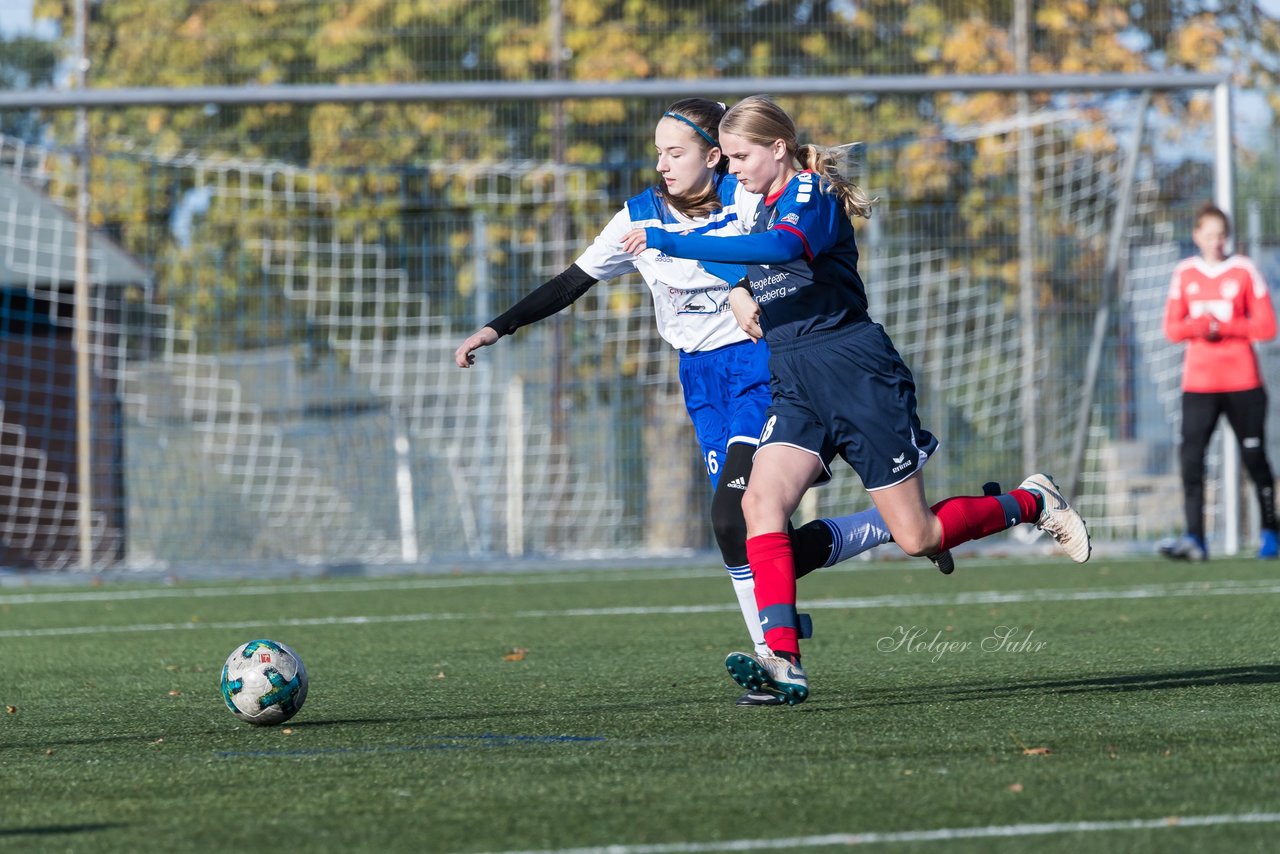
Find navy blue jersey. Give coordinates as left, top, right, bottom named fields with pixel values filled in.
left=746, top=171, right=868, bottom=347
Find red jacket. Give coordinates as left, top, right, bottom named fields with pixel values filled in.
left=1163, top=254, right=1276, bottom=393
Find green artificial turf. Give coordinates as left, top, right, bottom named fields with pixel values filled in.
left=2, top=555, right=1280, bottom=853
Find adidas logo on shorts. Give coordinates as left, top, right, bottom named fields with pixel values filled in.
left=726, top=477, right=747, bottom=490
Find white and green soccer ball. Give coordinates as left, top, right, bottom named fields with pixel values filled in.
left=220, top=639, right=309, bottom=726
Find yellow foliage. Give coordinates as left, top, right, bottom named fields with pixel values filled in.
left=1065, top=37, right=1146, bottom=74
left=571, top=27, right=653, bottom=79
left=565, top=0, right=606, bottom=28
left=1185, top=93, right=1215, bottom=126
left=1062, top=0, right=1089, bottom=25
left=177, top=12, right=204, bottom=38
left=941, top=19, right=1010, bottom=74
left=568, top=99, right=626, bottom=125
left=999, top=259, right=1021, bottom=286
left=750, top=41, right=773, bottom=64
left=898, top=137, right=952, bottom=199
left=1036, top=6, right=1069, bottom=34
left=1094, top=5, right=1130, bottom=30
left=1171, top=16, right=1226, bottom=69
left=800, top=33, right=828, bottom=58
left=902, top=2, right=943, bottom=38
left=1060, top=54, right=1087, bottom=74
left=1073, top=124, right=1115, bottom=153
left=609, top=290, right=641, bottom=314
left=940, top=91, right=1011, bottom=130
left=566, top=142, right=605, bottom=164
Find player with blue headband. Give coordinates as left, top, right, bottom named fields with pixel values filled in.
left=456, top=98, right=953, bottom=706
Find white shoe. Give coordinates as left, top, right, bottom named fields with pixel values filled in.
left=735, top=689, right=788, bottom=707
left=725, top=651, right=809, bottom=705
left=1019, top=473, right=1091, bottom=563
left=1157, top=534, right=1207, bottom=562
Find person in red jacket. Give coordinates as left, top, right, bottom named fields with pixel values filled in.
left=1160, top=202, right=1279, bottom=561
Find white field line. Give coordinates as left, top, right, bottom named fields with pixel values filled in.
left=0, top=558, right=1071, bottom=606
left=482, top=812, right=1280, bottom=853
left=0, top=569, right=712, bottom=606
left=3, top=579, right=1280, bottom=639
left=529, top=579, right=1280, bottom=618
left=2, top=572, right=1276, bottom=609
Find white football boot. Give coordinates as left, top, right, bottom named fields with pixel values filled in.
left=1019, top=472, right=1091, bottom=563
left=725, top=651, right=809, bottom=705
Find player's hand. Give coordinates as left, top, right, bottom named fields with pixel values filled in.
left=454, top=327, right=499, bottom=368
left=620, top=228, right=648, bottom=256
left=729, top=288, right=763, bottom=342
left=1192, top=316, right=1219, bottom=341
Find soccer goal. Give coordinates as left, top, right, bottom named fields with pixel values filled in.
left=0, top=73, right=1249, bottom=571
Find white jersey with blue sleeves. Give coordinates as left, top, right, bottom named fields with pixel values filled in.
left=573, top=173, right=759, bottom=353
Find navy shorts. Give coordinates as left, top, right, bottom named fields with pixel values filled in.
left=679, top=339, right=773, bottom=489
left=759, top=321, right=938, bottom=490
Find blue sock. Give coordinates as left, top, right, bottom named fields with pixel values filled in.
left=820, top=508, right=893, bottom=567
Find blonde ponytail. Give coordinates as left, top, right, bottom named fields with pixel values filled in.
left=722, top=97, right=877, bottom=222
left=797, top=144, right=877, bottom=221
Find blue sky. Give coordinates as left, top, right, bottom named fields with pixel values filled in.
left=0, top=0, right=53, bottom=39
left=0, top=0, right=31, bottom=35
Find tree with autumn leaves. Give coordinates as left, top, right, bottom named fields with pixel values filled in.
left=23, top=0, right=1280, bottom=347
left=33, top=0, right=1278, bottom=172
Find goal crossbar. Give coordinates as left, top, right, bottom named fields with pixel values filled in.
left=0, top=72, right=1230, bottom=111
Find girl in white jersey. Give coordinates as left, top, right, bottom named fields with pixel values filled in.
left=453, top=99, right=947, bottom=707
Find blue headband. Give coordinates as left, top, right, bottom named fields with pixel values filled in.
left=663, top=112, right=719, bottom=149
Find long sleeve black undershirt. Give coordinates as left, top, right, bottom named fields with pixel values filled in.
left=485, top=264, right=599, bottom=338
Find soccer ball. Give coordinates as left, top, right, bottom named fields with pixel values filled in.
left=220, top=639, right=309, bottom=726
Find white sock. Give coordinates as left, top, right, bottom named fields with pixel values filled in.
left=727, top=566, right=771, bottom=656
left=821, top=508, right=893, bottom=567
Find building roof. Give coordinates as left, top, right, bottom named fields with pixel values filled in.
left=0, top=170, right=150, bottom=287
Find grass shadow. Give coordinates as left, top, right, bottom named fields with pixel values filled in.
left=856, top=664, right=1280, bottom=708
left=0, top=823, right=126, bottom=837
left=808, top=665, right=1280, bottom=712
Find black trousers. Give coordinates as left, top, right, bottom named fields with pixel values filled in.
left=1180, top=387, right=1278, bottom=540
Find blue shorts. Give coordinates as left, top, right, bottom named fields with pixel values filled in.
left=679, top=340, right=773, bottom=489
left=760, top=322, right=938, bottom=490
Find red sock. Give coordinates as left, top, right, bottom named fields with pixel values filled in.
left=931, top=489, right=1040, bottom=551
left=745, top=531, right=800, bottom=656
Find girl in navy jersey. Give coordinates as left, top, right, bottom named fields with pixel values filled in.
left=622, top=95, right=1091, bottom=704
left=454, top=98, right=942, bottom=707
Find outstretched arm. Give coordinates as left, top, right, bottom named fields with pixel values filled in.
left=453, top=264, right=598, bottom=368
left=620, top=227, right=805, bottom=264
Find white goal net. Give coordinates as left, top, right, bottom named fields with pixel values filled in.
left=0, top=87, right=1251, bottom=570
